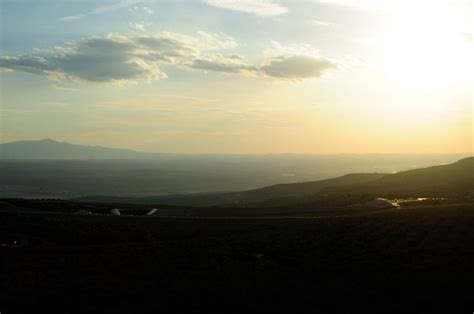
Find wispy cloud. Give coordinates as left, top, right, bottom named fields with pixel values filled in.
left=129, top=4, right=154, bottom=15
left=59, top=14, right=86, bottom=22
left=317, top=0, right=381, bottom=11
left=129, top=21, right=149, bottom=32
left=52, top=84, right=78, bottom=91
left=59, top=0, right=151, bottom=22
left=306, top=19, right=333, bottom=27
left=202, top=0, right=287, bottom=16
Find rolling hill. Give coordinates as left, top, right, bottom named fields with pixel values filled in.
left=328, top=156, right=474, bottom=198
left=75, top=172, right=388, bottom=207
left=75, top=157, right=474, bottom=208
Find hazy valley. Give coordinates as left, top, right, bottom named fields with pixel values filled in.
left=0, top=139, right=468, bottom=200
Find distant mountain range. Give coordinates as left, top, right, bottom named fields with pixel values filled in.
left=0, top=139, right=468, bottom=161
left=1, top=139, right=471, bottom=205
left=76, top=157, right=474, bottom=208
left=0, top=139, right=169, bottom=160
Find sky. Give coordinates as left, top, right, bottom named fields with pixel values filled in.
left=0, top=0, right=472, bottom=154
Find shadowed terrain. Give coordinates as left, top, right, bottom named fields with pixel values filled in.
left=0, top=156, right=472, bottom=313
left=1, top=204, right=473, bottom=313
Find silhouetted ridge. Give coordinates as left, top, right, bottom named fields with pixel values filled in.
left=0, top=139, right=169, bottom=160
left=330, top=156, right=473, bottom=198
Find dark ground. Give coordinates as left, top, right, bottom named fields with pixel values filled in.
left=1, top=204, right=473, bottom=313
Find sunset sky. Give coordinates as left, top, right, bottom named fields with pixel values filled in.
left=0, top=0, right=472, bottom=153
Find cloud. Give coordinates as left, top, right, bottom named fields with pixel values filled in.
left=260, top=55, right=336, bottom=79
left=0, top=32, right=241, bottom=83
left=316, top=0, right=431, bottom=13
left=59, top=14, right=86, bottom=22
left=317, top=0, right=381, bottom=10
left=0, top=33, right=337, bottom=83
left=143, top=7, right=154, bottom=15
left=191, top=54, right=258, bottom=75
left=130, top=5, right=154, bottom=15
left=202, top=0, right=287, bottom=16
left=258, top=41, right=337, bottom=79
left=129, top=22, right=148, bottom=32
left=306, top=19, right=333, bottom=27
left=0, top=56, right=54, bottom=75
left=59, top=0, right=150, bottom=22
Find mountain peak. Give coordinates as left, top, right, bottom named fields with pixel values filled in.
left=0, top=138, right=151, bottom=160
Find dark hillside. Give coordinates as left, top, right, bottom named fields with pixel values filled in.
left=329, top=157, right=474, bottom=198
left=1, top=204, right=473, bottom=313
left=76, top=158, right=473, bottom=208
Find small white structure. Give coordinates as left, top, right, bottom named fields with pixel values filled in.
left=147, top=208, right=159, bottom=216
left=365, top=198, right=399, bottom=209
left=110, top=208, right=121, bottom=216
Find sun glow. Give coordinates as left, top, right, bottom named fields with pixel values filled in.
left=381, top=1, right=472, bottom=89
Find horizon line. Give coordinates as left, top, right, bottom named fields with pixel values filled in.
left=0, top=138, right=472, bottom=156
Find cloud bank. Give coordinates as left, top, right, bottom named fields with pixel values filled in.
left=0, top=32, right=336, bottom=83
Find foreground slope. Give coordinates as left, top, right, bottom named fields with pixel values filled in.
left=1, top=204, right=473, bottom=313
